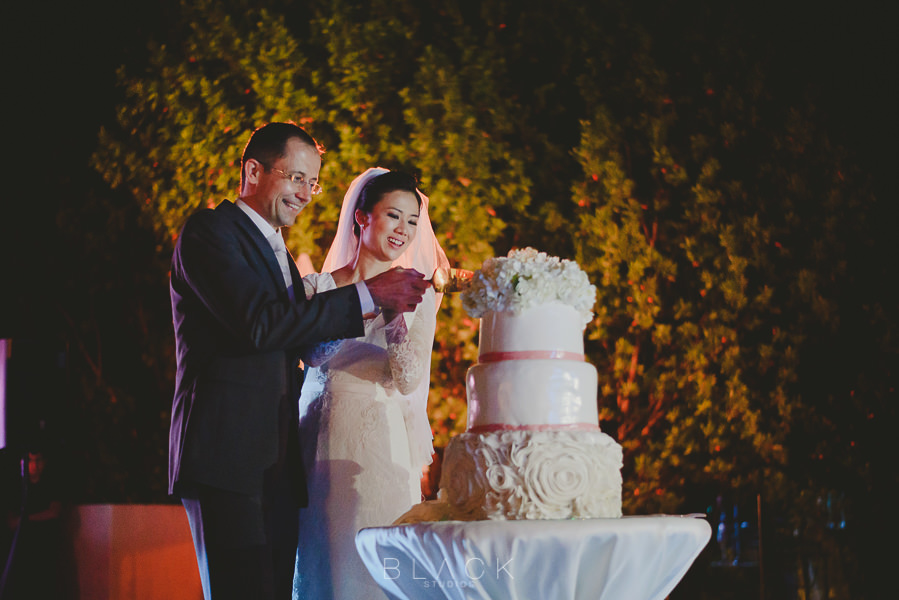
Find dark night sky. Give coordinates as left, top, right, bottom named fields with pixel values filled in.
left=2, top=0, right=897, bottom=337
left=7, top=2, right=898, bottom=164
left=7, top=1, right=897, bottom=192
left=3, top=1, right=172, bottom=337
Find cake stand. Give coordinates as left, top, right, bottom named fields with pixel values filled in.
left=355, top=515, right=711, bottom=600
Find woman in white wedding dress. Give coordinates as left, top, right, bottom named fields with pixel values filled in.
left=293, top=168, right=449, bottom=599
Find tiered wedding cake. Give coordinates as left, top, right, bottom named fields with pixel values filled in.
left=398, top=248, right=622, bottom=523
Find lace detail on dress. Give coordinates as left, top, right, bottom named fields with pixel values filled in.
left=385, top=315, right=423, bottom=395
left=299, top=272, right=346, bottom=366
left=297, top=274, right=437, bottom=472
left=303, top=339, right=343, bottom=367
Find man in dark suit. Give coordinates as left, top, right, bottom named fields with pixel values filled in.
left=168, top=122, right=428, bottom=599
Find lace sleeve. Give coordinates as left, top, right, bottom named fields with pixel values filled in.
left=300, top=272, right=346, bottom=367
left=384, top=287, right=437, bottom=395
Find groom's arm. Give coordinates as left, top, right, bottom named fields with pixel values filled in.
left=361, top=267, right=430, bottom=314
left=172, top=209, right=365, bottom=353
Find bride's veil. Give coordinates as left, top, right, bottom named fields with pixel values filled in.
left=321, top=167, right=450, bottom=469
left=322, top=167, right=450, bottom=280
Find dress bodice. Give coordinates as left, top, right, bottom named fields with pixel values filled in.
left=301, top=272, right=435, bottom=399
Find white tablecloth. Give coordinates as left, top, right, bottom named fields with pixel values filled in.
left=355, top=516, right=711, bottom=600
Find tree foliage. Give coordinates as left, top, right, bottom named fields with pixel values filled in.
left=562, top=7, right=896, bottom=530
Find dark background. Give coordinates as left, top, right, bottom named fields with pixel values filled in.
left=3, top=0, right=896, bottom=518
left=3, top=0, right=896, bottom=499
left=4, top=1, right=895, bottom=328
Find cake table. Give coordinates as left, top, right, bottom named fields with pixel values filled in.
left=355, top=515, right=711, bottom=600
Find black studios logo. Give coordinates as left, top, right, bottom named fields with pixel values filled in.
left=382, top=556, right=514, bottom=589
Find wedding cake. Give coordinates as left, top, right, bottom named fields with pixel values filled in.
left=397, top=248, right=622, bottom=523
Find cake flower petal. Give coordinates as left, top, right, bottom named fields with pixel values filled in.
left=440, top=430, right=623, bottom=521
left=462, top=247, right=597, bottom=325
left=441, top=439, right=488, bottom=518
left=518, top=433, right=592, bottom=519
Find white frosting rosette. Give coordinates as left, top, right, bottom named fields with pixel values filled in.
left=441, top=438, right=489, bottom=518
left=516, top=434, right=596, bottom=519
left=576, top=435, right=625, bottom=517
left=440, top=430, right=623, bottom=520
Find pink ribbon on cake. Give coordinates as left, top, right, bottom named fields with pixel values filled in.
left=478, top=350, right=585, bottom=363
left=469, top=423, right=600, bottom=433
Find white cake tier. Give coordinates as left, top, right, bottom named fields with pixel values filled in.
left=466, top=360, right=599, bottom=430
left=439, top=429, right=623, bottom=520
left=478, top=303, right=585, bottom=358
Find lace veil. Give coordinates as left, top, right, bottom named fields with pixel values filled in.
left=322, top=167, right=450, bottom=468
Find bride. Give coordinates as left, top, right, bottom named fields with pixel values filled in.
left=293, top=168, right=449, bottom=599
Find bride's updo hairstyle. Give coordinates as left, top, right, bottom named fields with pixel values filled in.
left=353, top=171, right=423, bottom=236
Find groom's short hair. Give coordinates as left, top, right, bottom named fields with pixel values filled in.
left=240, top=122, right=324, bottom=191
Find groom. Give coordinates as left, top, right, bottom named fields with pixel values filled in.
left=168, top=122, right=429, bottom=599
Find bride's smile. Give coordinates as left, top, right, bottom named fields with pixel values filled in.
left=357, top=189, right=420, bottom=263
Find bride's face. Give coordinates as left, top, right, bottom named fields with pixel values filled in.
left=356, top=190, right=420, bottom=262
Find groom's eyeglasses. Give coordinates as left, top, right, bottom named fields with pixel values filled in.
left=268, top=167, right=323, bottom=195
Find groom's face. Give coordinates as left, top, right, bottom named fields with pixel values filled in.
left=251, top=137, right=322, bottom=229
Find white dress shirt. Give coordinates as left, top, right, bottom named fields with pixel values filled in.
left=235, top=199, right=375, bottom=314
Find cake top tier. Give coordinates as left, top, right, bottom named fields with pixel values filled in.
left=461, top=247, right=597, bottom=326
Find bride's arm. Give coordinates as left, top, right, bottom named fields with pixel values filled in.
left=384, top=287, right=437, bottom=395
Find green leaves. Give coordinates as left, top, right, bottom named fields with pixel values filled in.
left=91, top=1, right=891, bottom=531
left=564, top=4, right=886, bottom=519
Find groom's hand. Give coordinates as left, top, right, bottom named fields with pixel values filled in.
left=365, top=267, right=429, bottom=313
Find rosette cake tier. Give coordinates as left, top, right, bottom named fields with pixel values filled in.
left=437, top=249, right=623, bottom=521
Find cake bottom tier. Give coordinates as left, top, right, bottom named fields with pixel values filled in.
left=439, top=429, right=623, bottom=520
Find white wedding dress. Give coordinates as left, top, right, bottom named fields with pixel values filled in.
left=294, top=272, right=437, bottom=600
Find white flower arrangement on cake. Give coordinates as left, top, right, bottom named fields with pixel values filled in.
left=461, top=247, right=597, bottom=325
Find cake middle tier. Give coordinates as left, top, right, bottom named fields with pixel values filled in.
left=466, top=360, right=599, bottom=430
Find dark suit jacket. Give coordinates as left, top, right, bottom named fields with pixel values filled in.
left=168, top=200, right=364, bottom=498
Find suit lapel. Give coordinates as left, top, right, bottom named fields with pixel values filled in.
left=218, top=200, right=286, bottom=294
